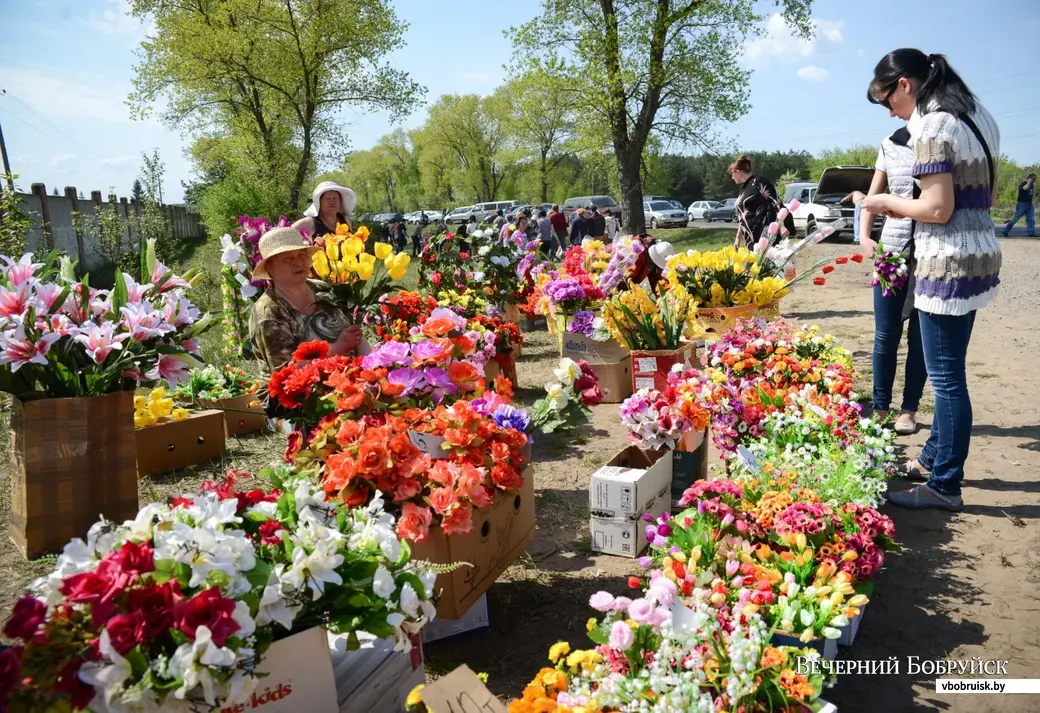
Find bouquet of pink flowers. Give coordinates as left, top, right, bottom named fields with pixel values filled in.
left=872, top=240, right=910, bottom=297
left=619, top=389, right=690, bottom=450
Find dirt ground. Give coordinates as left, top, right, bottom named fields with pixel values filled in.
left=2, top=236, right=1038, bottom=712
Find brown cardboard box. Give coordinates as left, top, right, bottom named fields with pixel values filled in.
left=588, top=359, right=632, bottom=404
left=561, top=332, right=630, bottom=365
left=484, top=356, right=518, bottom=389
left=201, top=394, right=268, bottom=437
left=410, top=468, right=535, bottom=620
left=9, top=391, right=139, bottom=558
left=136, top=409, right=227, bottom=477
left=630, top=341, right=697, bottom=392
left=238, top=627, right=338, bottom=713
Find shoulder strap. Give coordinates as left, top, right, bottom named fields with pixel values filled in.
left=959, top=113, right=994, bottom=188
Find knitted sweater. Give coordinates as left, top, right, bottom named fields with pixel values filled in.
left=908, top=103, right=1001, bottom=316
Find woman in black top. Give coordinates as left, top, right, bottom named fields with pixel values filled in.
left=729, top=155, right=792, bottom=249
left=292, top=181, right=357, bottom=238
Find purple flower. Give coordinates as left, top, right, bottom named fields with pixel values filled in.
left=387, top=367, right=426, bottom=396
left=637, top=556, right=652, bottom=568
left=568, top=310, right=595, bottom=337
left=410, top=339, right=448, bottom=364
left=544, top=278, right=586, bottom=305
left=492, top=404, right=530, bottom=433
left=362, top=340, right=411, bottom=369
left=423, top=366, right=458, bottom=403
left=428, top=307, right=468, bottom=332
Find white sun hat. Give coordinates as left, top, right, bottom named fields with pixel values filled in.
left=649, top=241, right=676, bottom=269
left=304, top=181, right=358, bottom=218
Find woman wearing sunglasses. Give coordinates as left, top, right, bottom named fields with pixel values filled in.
left=861, top=49, right=1000, bottom=512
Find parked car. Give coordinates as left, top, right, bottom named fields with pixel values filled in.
left=643, top=200, right=689, bottom=229
left=505, top=204, right=536, bottom=222
left=424, top=210, right=444, bottom=222
left=704, top=199, right=737, bottom=222
left=445, top=206, right=474, bottom=224
left=785, top=167, right=880, bottom=237
left=469, top=200, right=520, bottom=223
left=561, top=195, right=620, bottom=222
left=687, top=200, right=718, bottom=221
left=669, top=200, right=685, bottom=211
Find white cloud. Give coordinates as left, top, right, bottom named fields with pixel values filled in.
left=46, top=153, right=78, bottom=167
left=99, top=155, right=137, bottom=168
left=796, top=65, right=830, bottom=83
left=744, top=14, right=844, bottom=65
left=86, top=0, right=145, bottom=36
left=0, top=67, right=131, bottom=123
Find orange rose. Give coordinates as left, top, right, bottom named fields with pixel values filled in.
left=357, top=441, right=390, bottom=475
left=429, top=461, right=457, bottom=487
left=421, top=317, right=458, bottom=338
left=452, top=334, right=476, bottom=353
left=336, top=419, right=364, bottom=445
left=448, top=361, right=481, bottom=390
left=339, top=480, right=371, bottom=508
left=441, top=502, right=474, bottom=535
left=491, top=441, right=511, bottom=463
left=394, top=478, right=422, bottom=501
left=336, top=391, right=366, bottom=411
left=389, top=433, right=419, bottom=462
left=493, top=374, right=514, bottom=399
left=428, top=486, right=458, bottom=515
left=322, top=451, right=359, bottom=491
left=382, top=381, right=406, bottom=398
left=491, top=463, right=522, bottom=490
left=445, top=427, right=476, bottom=448
left=397, top=503, right=432, bottom=542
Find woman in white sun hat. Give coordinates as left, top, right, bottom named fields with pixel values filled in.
left=292, top=181, right=358, bottom=238
left=248, top=228, right=364, bottom=411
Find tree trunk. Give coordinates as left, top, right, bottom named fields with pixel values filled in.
left=617, top=144, right=645, bottom=234
left=290, top=125, right=311, bottom=212
left=540, top=150, right=549, bottom=203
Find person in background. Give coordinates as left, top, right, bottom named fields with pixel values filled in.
left=603, top=208, right=620, bottom=241
left=436, top=216, right=448, bottom=234
left=292, top=181, right=356, bottom=238
left=466, top=214, right=479, bottom=236
left=549, top=204, right=568, bottom=256
left=846, top=122, right=927, bottom=437
left=1001, top=173, right=1035, bottom=236
left=569, top=208, right=588, bottom=247
left=861, top=48, right=1000, bottom=512
left=729, top=154, right=791, bottom=249
left=394, top=221, right=407, bottom=253
left=249, top=227, right=364, bottom=414
left=536, top=209, right=555, bottom=255
left=587, top=204, right=606, bottom=240
left=411, top=219, right=424, bottom=256
left=494, top=209, right=506, bottom=230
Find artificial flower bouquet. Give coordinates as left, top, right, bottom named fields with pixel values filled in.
left=872, top=240, right=910, bottom=297
left=602, top=283, right=701, bottom=351
left=541, top=246, right=607, bottom=315
left=474, top=234, right=537, bottom=306
left=0, top=467, right=436, bottom=712
left=529, top=358, right=603, bottom=434
left=565, top=310, right=612, bottom=342
left=468, top=314, right=524, bottom=366
left=510, top=587, right=831, bottom=712
left=702, top=318, right=854, bottom=378
left=311, top=223, right=411, bottom=318
left=595, top=235, right=645, bottom=294
left=417, top=229, right=488, bottom=293
left=374, top=290, right=439, bottom=341
left=173, top=364, right=260, bottom=404
left=620, top=368, right=711, bottom=451
left=133, top=386, right=190, bottom=428
left=0, top=242, right=212, bottom=400
left=664, top=246, right=789, bottom=310
left=433, top=288, right=492, bottom=320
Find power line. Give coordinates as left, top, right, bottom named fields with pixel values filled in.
left=0, top=87, right=106, bottom=163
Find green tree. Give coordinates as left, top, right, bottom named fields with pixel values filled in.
left=131, top=179, right=144, bottom=203
left=775, top=169, right=801, bottom=202
left=503, top=65, right=575, bottom=203
left=129, top=0, right=423, bottom=211
left=809, top=145, right=878, bottom=180
left=510, top=0, right=812, bottom=232
left=0, top=174, right=34, bottom=256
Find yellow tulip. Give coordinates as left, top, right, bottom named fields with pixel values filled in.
left=340, top=255, right=359, bottom=273
left=388, top=265, right=407, bottom=280
left=171, top=407, right=189, bottom=421
left=355, top=225, right=370, bottom=241
left=312, top=251, right=331, bottom=279
left=149, top=387, right=167, bottom=401
left=343, top=238, right=365, bottom=257
left=358, top=252, right=377, bottom=266
left=374, top=242, right=393, bottom=260
left=356, top=262, right=374, bottom=280
left=393, top=253, right=411, bottom=269
left=326, top=238, right=341, bottom=262
left=134, top=395, right=148, bottom=410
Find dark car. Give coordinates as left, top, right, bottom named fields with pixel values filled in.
left=562, top=195, right=621, bottom=223
left=505, top=204, right=536, bottom=222
left=704, top=198, right=737, bottom=222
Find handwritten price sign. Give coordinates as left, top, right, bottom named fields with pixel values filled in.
left=420, top=665, right=508, bottom=713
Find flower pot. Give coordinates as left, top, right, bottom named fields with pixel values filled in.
left=135, top=409, right=227, bottom=477
left=671, top=428, right=708, bottom=510
left=770, top=631, right=839, bottom=662
left=838, top=605, right=866, bottom=647
left=8, top=391, right=139, bottom=558
left=197, top=393, right=268, bottom=437
left=697, top=303, right=758, bottom=336
left=630, top=342, right=696, bottom=393
left=756, top=299, right=783, bottom=321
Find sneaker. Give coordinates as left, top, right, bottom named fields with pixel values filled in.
left=893, top=411, right=918, bottom=435
left=887, top=484, right=963, bottom=511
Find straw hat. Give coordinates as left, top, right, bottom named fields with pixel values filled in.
left=252, top=227, right=318, bottom=280
left=304, top=181, right=357, bottom=218
left=649, top=241, right=676, bottom=270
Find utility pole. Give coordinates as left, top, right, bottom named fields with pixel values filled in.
left=0, top=115, right=14, bottom=193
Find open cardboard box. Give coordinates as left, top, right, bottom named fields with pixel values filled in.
left=135, top=409, right=226, bottom=477
left=630, top=341, right=697, bottom=392
left=200, top=394, right=268, bottom=437
left=410, top=467, right=535, bottom=620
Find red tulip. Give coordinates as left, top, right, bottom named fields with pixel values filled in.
left=813, top=277, right=826, bottom=286
left=821, top=265, right=835, bottom=274
left=850, top=253, right=864, bottom=263
left=835, top=256, right=849, bottom=265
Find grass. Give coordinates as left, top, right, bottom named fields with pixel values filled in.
left=647, top=226, right=735, bottom=252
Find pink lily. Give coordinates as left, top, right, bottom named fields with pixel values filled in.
left=0, top=323, right=61, bottom=372
left=121, top=301, right=175, bottom=341
left=121, top=273, right=150, bottom=303
left=182, top=337, right=202, bottom=357
left=72, top=321, right=130, bottom=363
left=161, top=295, right=200, bottom=328
left=0, top=283, right=32, bottom=319
left=150, top=261, right=191, bottom=293
left=2, top=254, right=44, bottom=288
left=33, top=283, right=66, bottom=313
left=156, top=353, right=192, bottom=388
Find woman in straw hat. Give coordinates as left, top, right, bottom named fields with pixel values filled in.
left=248, top=227, right=363, bottom=404
left=292, top=181, right=358, bottom=238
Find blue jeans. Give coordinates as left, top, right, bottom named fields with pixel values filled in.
left=872, top=284, right=926, bottom=412
left=918, top=310, right=976, bottom=497
left=1004, top=202, right=1035, bottom=235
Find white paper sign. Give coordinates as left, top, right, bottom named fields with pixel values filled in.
left=409, top=430, right=448, bottom=458
left=635, top=357, right=658, bottom=373
left=737, top=445, right=761, bottom=472
left=634, top=377, right=656, bottom=391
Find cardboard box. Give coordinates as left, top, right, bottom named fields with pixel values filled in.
left=332, top=631, right=424, bottom=713
left=630, top=342, right=697, bottom=392
left=671, top=429, right=708, bottom=509
left=561, top=332, right=630, bottom=365
left=422, top=594, right=490, bottom=643
left=135, top=409, right=227, bottom=477
left=484, top=356, right=518, bottom=389
left=590, top=487, right=671, bottom=558
left=410, top=469, right=535, bottom=620
left=589, top=446, right=672, bottom=521
left=201, top=394, right=268, bottom=437
left=588, top=359, right=633, bottom=404
left=228, top=627, right=338, bottom=713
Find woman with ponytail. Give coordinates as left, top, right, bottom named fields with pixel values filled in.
left=861, top=49, right=1000, bottom=512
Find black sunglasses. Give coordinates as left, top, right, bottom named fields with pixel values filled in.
left=871, top=81, right=899, bottom=109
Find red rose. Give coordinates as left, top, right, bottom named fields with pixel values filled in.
left=125, top=581, right=180, bottom=640
left=581, top=385, right=604, bottom=405
left=460, top=252, right=470, bottom=261
left=174, top=588, right=240, bottom=647
left=0, top=647, right=22, bottom=698
left=850, top=253, right=864, bottom=263
left=105, top=612, right=146, bottom=655
left=3, top=595, right=48, bottom=641
left=60, top=571, right=111, bottom=605
left=431, top=272, right=442, bottom=286
left=284, top=430, right=303, bottom=462
left=258, top=520, right=286, bottom=546
left=53, top=659, right=95, bottom=709
left=104, top=541, right=155, bottom=578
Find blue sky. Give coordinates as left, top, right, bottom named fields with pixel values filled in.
left=2, top=0, right=1038, bottom=203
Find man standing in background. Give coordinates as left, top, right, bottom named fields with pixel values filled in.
left=1002, top=173, right=1036, bottom=237
left=587, top=204, right=606, bottom=241
left=549, top=205, right=568, bottom=257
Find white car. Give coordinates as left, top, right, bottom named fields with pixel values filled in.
left=784, top=167, right=878, bottom=237
left=643, top=200, right=688, bottom=229
left=687, top=200, right=718, bottom=221
left=445, top=206, right=474, bottom=225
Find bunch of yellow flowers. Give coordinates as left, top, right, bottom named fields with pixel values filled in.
left=579, top=238, right=611, bottom=279
left=312, top=224, right=410, bottom=282
left=602, top=282, right=703, bottom=351
left=134, top=387, right=189, bottom=428
left=665, top=246, right=789, bottom=308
